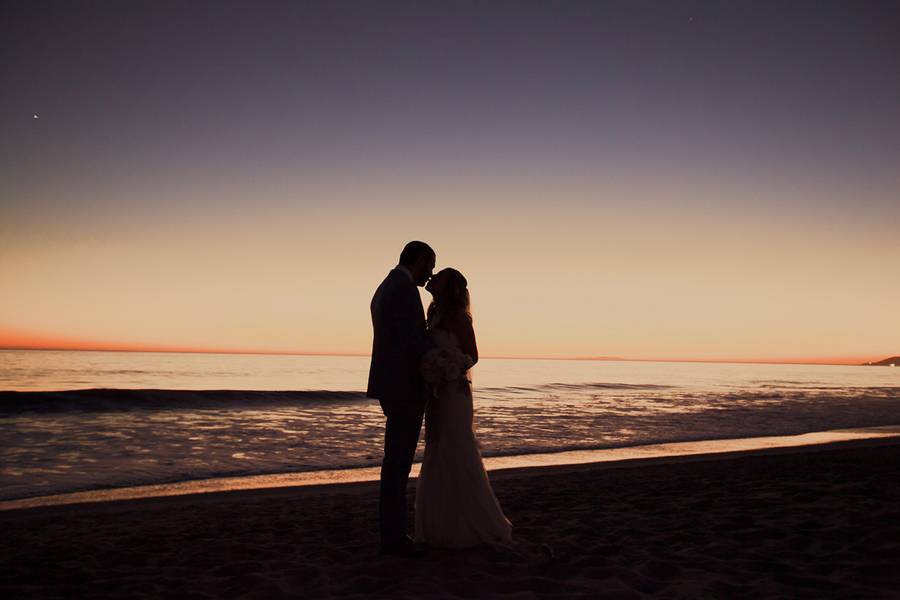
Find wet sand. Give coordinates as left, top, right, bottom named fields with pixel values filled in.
left=5, top=426, right=896, bottom=511
left=3, top=438, right=899, bottom=599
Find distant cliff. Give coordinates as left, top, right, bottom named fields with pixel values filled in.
left=863, top=356, right=899, bottom=366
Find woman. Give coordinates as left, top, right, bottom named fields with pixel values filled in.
left=414, top=268, right=512, bottom=548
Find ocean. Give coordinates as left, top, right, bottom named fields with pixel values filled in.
left=0, top=349, right=897, bottom=502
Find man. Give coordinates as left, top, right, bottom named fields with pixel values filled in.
left=367, top=241, right=435, bottom=557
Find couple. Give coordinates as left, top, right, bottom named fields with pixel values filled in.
left=367, top=241, right=512, bottom=557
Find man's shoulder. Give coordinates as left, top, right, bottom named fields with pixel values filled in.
left=373, top=269, right=411, bottom=307
left=382, top=268, right=415, bottom=291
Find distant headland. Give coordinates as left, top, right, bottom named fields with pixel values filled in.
left=863, top=357, right=899, bottom=366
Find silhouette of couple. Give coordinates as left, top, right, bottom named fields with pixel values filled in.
left=367, top=241, right=511, bottom=557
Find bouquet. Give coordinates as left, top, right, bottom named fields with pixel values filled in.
left=420, top=347, right=474, bottom=385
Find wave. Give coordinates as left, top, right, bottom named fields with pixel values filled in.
left=478, top=381, right=673, bottom=394
left=0, top=381, right=675, bottom=414
left=0, top=389, right=368, bottom=414
left=546, top=381, right=673, bottom=390
left=3, top=382, right=895, bottom=415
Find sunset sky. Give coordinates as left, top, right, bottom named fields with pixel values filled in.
left=2, top=1, right=898, bottom=364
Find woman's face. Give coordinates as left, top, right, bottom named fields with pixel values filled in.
left=425, top=270, right=447, bottom=296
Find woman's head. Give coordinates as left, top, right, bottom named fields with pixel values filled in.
left=426, top=268, right=471, bottom=327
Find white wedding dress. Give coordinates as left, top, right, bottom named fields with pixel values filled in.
left=414, top=325, right=512, bottom=548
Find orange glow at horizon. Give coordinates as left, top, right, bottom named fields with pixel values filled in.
left=2, top=176, right=898, bottom=365
left=0, top=328, right=888, bottom=367
left=0, top=328, right=364, bottom=357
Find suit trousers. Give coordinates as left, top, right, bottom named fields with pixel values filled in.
left=379, top=408, right=425, bottom=544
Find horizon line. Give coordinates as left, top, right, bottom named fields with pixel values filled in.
left=0, top=344, right=888, bottom=367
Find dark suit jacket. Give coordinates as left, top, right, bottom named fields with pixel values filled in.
left=366, top=268, right=432, bottom=416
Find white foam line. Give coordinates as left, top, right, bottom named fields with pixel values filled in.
left=2, top=425, right=899, bottom=511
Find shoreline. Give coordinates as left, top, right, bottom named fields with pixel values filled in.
left=3, top=425, right=898, bottom=513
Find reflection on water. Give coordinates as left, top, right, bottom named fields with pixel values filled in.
left=0, top=350, right=898, bottom=501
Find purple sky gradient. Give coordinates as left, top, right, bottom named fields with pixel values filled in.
left=2, top=1, right=898, bottom=360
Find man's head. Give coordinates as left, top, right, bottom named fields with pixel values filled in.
left=399, top=241, right=436, bottom=287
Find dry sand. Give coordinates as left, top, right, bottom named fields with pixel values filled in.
left=3, top=438, right=899, bottom=599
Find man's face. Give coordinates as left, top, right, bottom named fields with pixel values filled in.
left=415, top=254, right=436, bottom=287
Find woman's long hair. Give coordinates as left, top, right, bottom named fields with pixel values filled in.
left=426, top=268, right=472, bottom=330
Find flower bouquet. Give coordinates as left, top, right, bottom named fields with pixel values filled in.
left=420, top=347, right=474, bottom=387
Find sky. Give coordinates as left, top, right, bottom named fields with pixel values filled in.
left=1, top=0, right=898, bottom=364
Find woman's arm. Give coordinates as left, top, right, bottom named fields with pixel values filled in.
left=455, top=315, right=478, bottom=366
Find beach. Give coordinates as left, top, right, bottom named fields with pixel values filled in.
left=3, top=438, right=899, bottom=599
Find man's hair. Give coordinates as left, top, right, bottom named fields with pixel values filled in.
left=399, top=241, right=434, bottom=266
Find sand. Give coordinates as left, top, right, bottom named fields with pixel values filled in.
left=3, top=438, right=899, bottom=599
